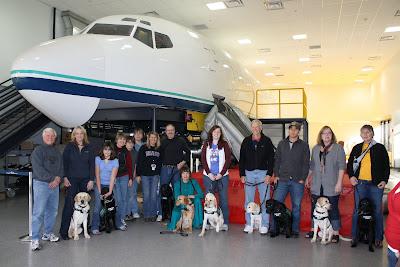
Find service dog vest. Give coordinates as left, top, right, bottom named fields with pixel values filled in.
left=117, top=146, right=128, bottom=175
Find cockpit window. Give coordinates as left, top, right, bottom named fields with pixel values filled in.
left=155, top=32, right=173, bottom=49
left=134, top=27, right=153, bottom=48
left=140, top=20, right=151, bottom=26
left=122, top=17, right=137, bottom=22
left=87, top=23, right=134, bottom=36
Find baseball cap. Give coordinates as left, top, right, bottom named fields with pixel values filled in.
left=289, top=121, right=301, bottom=130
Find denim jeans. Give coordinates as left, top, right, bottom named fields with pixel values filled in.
left=311, top=193, right=341, bottom=231
left=31, top=180, right=59, bottom=240
left=141, top=175, right=159, bottom=218
left=203, top=174, right=230, bottom=223
left=244, top=170, right=270, bottom=228
left=126, top=177, right=139, bottom=215
left=351, top=179, right=384, bottom=240
left=113, top=175, right=129, bottom=226
left=157, top=166, right=180, bottom=215
left=271, top=179, right=304, bottom=232
left=59, top=177, right=91, bottom=235
left=91, top=183, right=122, bottom=230
left=387, top=248, right=399, bottom=267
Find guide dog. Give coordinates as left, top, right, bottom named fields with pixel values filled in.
left=311, top=197, right=333, bottom=245
left=160, top=184, right=175, bottom=222
left=199, top=193, right=224, bottom=237
left=265, top=199, right=293, bottom=238
left=100, top=187, right=116, bottom=233
left=68, top=192, right=91, bottom=240
left=173, top=195, right=194, bottom=234
left=245, top=202, right=262, bottom=234
left=352, top=198, right=376, bottom=252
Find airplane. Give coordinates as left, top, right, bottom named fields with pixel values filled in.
left=10, top=15, right=260, bottom=128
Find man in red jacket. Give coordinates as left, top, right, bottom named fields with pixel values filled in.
left=385, top=181, right=400, bottom=267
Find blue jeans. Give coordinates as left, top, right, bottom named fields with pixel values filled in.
left=113, top=175, right=129, bottom=226
left=271, top=179, right=304, bottom=232
left=141, top=175, right=159, bottom=218
left=351, top=179, right=384, bottom=240
left=387, top=248, right=399, bottom=267
left=91, top=183, right=122, bottom=230
left=31, top=180, right=59, bottom=240
left=203, top=174, right=230, bottom=223
left=244, top=170, right=270, bottom=228
left=311, top=193, right=341, bottom=231
left=59, top=177, right=91, bottom=235
left=126, top=177, right=139, bottom=215
left=158, top=166, right=180, bottom=215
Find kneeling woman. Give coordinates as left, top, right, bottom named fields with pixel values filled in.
left=168, top=166, right=204, bottom=231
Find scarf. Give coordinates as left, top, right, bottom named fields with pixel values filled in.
left=320, top=142, right=333, bottom=173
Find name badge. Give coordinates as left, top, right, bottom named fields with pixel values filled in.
left=151, top=164, right=156, bottom=171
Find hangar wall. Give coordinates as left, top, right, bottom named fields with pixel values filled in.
left=0, top=0, right=66, bottom=82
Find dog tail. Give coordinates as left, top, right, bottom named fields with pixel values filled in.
left=159, top=222, right=168, bottom=226
left=339, top=235, right=352, bottom=242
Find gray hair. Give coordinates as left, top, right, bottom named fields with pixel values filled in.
left=361, top=124, right=374, bottom=135
left=42, top=128, right=57, bottom=138
left=251, top=119, right=263, bottom=128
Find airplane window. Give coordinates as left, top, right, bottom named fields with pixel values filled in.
left=122, top=17, right=137, bottom=22
left=155, top=32, right=173, bottom=49
left=133, top=27, right=153, bottom=48
left=87, top=23, right=134, bottom=36
left=140, top=20, right=151, bottom=26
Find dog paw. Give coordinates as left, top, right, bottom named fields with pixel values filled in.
left=85, top=234, right=90, bottom=239
left=216, top=229, right=220, bottom=233
left=248, top=231, right=253, bottom=235
left=199, top=233, right=204, bottom=237
left=311, top=238, right=316, bottom=243
left=74, top=236, right=79, bottom=241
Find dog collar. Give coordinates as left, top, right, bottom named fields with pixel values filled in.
left=206, top=207, right=221, bottom=215
left=75, top=209, right=89, bottom=214
left=274, top=212, right=281, bottom=217
left=362, top=215, right=372, bottom=220
left=313, top=215, right=328, bottom=220
left=251, top=210, right=262, bottom=215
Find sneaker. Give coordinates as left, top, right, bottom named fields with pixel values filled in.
left=205, top=225, right=210, bottom=230
left=42, top=234, right=59, bottom=242
left=260, top=227, right=268, bottom=235
left=61, top=234, right=70, bottom=240
left=156, top=215, right=162, bottom=222
left=133, top=213, right=140, bottom=219
left=243, top=225, right=252, bottom=233
left=267, top=229, right=274, bottom=236
left=121, top=220, right=127, bottom=227
left=119, top=226, right=127, bottom=231
left=31, top=240, right=41, bottom=251
left=291, top=231, right=299, bottom=238
left=92, top=230, right=101, bottom=235
left=222, top=224, right=228, bottom=231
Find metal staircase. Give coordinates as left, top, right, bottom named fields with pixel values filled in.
left=0, top=79, right=50, bottom=158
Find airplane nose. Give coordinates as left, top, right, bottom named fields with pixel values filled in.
left=11, top=35, right=104, bottom=127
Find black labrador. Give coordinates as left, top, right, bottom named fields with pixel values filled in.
left=352, top=197, right=375, bottom=252
left=160, top=184, right=174, bottom=222
left=99, top=187, right=117, bottom=233
left=265, top=199, right=293, bottom=238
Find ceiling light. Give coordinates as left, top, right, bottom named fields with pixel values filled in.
left=223, top=64, right=229, bottom=68
left=264, top=0, right=283, bottom=10
left=310, top=54, right=321, bottom=58
left=206, top=2, right=227, bottom=10
left=256, top=60, right=266, bottom=64
left=302, top=71, right=312, bottom=74
left=238, top=76, right=243, bottom=79
left=368, top=55, right=381, bottom=60
left=305, top=82, right=313, bottom=84
left=380, top=36, right=395, bottom=41
left=265, top=73, right=274, bottom=76
left=237, top=39, right=251, bottom=44
left=258, top=48, right=271, bottom=53
left=224, top=0, right=244, bottom=8
left=385, top=26, right=400, bottom=32
left=354, top=80, right=364, bottom=83
left=309, top=45, right=321, bottom=49
left=362, top=67, right=373, bottom=71
left=245, top=69, right=249, bottom=73
left=299, top=58, right=310, bottom=62
left=187, top=31, right=199, bottom=39
left=293, top=34, right=307, bottom=40
left=273, top=83, right=281, bottom=85
left=225, top=52, right=232, bottom=58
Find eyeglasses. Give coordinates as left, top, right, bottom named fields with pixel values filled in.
left=322, top=132, right=332, bottom=135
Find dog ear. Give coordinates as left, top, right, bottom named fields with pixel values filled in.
left=87, top=194, right=91, bottom=202
left=255, top=204, right=260, bottom=213
left=74, top=194, right=79, bottom=203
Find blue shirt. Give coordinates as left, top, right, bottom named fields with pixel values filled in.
left=210, top=143, right=219, bottom=175
left=95, top=157, right=119, bottom=185
left=135, top=141, right=143, bottom=152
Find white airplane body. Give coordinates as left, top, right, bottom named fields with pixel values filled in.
left=11, top=15, right=258, bottom=127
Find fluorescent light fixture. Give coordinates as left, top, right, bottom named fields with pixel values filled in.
left=256, top=80, right=261, bottom=84
left=293, top=34, right=307, bottom=40
left=265, top=73, right=275, bottom=76
left=225, top=52, right=232, bottom=58
left=245, top=69, right=249, bottom=73
left=237, top=39, right=251, bottom=44
left=385, top=26, right=400, bottom=32
left=223, top=64, right=229, bottom=68
left=354, top=80, right=364, bottom=83
left=239, top=76, right=243, bottom=79
left=362, top=67, right=373, bottom=71
left=305, top=82, right=313, bottom=84
left=187, top=31, right=199, bottom=39
left=206, top=2, right=227, bottom=10
left=273, top=83, right=281, bottom=85
left=302, top=71, right=312, bottom=74
left=299, top=58, right=310, bottom=62
left=256, top=60, right=266, bottom=64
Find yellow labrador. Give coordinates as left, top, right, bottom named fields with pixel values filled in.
left=173, top=195, right=194, bottom=234
left=311, top=197, right=333, bottom=245
left=246, top=202, right=262, bottom=234
left=68, top=192, right=91, bottom=241
left=199, top=193, right=224, bottom=237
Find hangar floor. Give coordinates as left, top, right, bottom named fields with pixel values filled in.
left=0, top=189, right=389, bottom=267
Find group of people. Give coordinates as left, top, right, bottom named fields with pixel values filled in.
left=29, top=121, right=399, bottom=266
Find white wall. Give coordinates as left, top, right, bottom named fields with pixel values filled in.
left=0, top=0, right=66, bottom=82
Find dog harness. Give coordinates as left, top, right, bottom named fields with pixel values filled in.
left=313, top=210, right=328, bottom=220
left=205, top=206, right=222, bottom=216
left=251, top=210, right=262, bottom=215
left=74, top=204, right=89, bottom=214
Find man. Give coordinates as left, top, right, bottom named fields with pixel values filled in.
left=31, top=128, right=64, bottom=250
left=158, top=124, right=190, bottom=221
left=239, top=119, right=275, bottom=234
left=272, top=121, right=310, bottom=237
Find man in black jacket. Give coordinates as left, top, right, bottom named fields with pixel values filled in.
left=239, top=119, right=274, bottom=234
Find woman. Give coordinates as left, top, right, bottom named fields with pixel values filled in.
left=136, top=131, right=162, bottom=222
left=125, top=136, right=139, bottom=221
left=348, top=125, right=389, bottom=248
left=201, top=125, right=231, bottom=231
left=385, top=182, right=400, bottom=267
left=114, top=132, right=133, bottom=228
left=91, top=141, right=120, bottom=233
left=59, top=126, right=95, bottom=240
left=167, top=166, right=204, bottom=231
left=305, top=126, right=346, bottom=243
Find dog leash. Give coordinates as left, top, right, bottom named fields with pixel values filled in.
left=207, top=180, right=223, bottom=194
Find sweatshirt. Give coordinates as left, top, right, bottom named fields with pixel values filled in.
left=31, top=144, right=64, bottom=183
left=137, top=145, right=162, bottom=176
left=160, top=137, right=190, bottom=165
left=63, top=142, right=95, bottom=180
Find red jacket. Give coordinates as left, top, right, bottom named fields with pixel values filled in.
left=385, top=181, right=400, bottom=250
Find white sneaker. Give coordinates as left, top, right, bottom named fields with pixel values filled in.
left=31, top=240, right=41, bottom=250
left=243, top=225, right=252, bottom=232
left=260, top=227, right=268, bottom=235
left=133, top=213, right=140, bottom=219
left=42, top=234, right=59, bottom=242
left=222, top=224, right=228, bottom=231
left=122, top=220, right=127, bottom=227
left=156, top=215, right=162, bottom=222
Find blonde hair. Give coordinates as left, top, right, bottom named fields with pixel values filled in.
left=71, top=126, right=89, bottom=144
left=316, top=126, right=337, bottom=146
left=115, top=132, right=126, bottom=142
left=146, top=131, right=160, bottom=149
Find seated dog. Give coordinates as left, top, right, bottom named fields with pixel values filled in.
left=173, top=195, right=194, bottom=234
left=68, top=192, right=91, bottom=241
left=352, top=198, right=376, bottom=252
left=245, top=202, right=262, bottom=234
left=160, top=184, right=174, bottom=222
left=100, top=187, right=116, bottom=233
left=199, top=193, right=224, bottom=237
left=265, top=199, right=293, bottom=238
left=311, top=197, right=333, bottom=245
